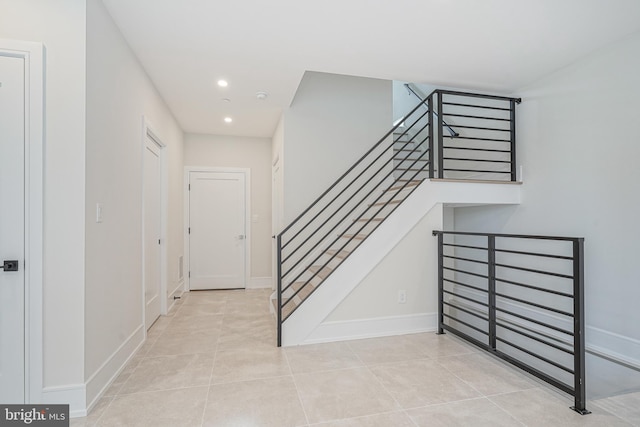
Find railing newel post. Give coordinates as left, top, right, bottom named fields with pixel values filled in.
left=510, top=99, right=517, bottom=182
left=488, top=235, right=496, bottom=350
left=571, top=238, right=590, bottom=415
left=428, top=94, right=435, bottom=179
left=437, top=92, right=444, bottom=179
left=435, top=230, right=444, bottom=334
left=277, top=234, right=283, bottom=347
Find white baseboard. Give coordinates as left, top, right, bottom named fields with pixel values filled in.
left=83, top=324, right=145, bottom=415
left=248, top=276, right=272, bottom=289
left=168, top=279, right=185, bottom=312
left=41, top=384, right=87, bottom=418
left=587, top=326, right=640, bottom=370
left=448, top=292, right=640, bottom=371
left=302, top=313, right=437, bottom=345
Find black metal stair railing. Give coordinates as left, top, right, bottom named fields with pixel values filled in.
left=432, top=230, right=590, bottom=415
left=276, top=89, right=521, bottom=347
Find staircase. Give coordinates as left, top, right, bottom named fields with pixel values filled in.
left=273, top=89, right=522, bottom=346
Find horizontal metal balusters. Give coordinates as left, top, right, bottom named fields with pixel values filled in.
left=276, top=89, right=520, bottom=348
left=433, top=230, right=589, bottom=415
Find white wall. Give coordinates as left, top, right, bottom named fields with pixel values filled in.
left=0, top=0, right=87, bottom=396
left=184, top=134, right=272, bottom=280
left=327, top=206, right=443, bottom=323
left=283, top=71, right=392, bottom=222
left=84, top=0, right=184, bottom=406
left=453, top=31, right=640, bottom=370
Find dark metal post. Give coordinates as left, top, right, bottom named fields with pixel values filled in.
left=277, top=235, right=283, bottom=347
left=488, top=235, right=497, bottom=350
left=434, top=230, right=445, bottom=334
left=510, top=99, right=517, bottom=182
left=437, top=92, right=444, bottom=179
left=571, top=238, right=590, bottom=415
left=428, top=94, right=434, bottom=179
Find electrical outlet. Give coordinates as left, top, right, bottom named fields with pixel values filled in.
left=398, top=290, right=407, bottom=304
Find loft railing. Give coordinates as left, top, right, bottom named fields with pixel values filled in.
left=276, top=89, right=521, bottom=346
left=404, top=83, right=458, bottom=137
left=432, top=230, right=589, bottom=415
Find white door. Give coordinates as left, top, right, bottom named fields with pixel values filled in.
left=0, top=54, right=26, bottom=402
left=143, top=138, right=162, bottom=328
left=189, top=171, right=246, bottom=290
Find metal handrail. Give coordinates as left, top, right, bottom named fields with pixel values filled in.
left=404, top=83, right=458, bottom=137
left=278, top=90, right=433, bottom=238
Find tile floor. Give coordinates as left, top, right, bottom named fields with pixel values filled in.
left=72, top=289, right=640, bottom=426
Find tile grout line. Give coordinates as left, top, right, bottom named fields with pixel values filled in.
left=364, top=359, right=407, bottom=420
left=282, top=349, right=312, bottom=426
left=85, top=312, right=179, bottom=425
left=198, top=317, right=221, bottom=427
left=589, top=397, right=638, bottom=425
left=432, top=354, right=531, bottom=425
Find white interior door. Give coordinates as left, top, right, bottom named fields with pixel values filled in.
left=143, top=138, right=162, bottom=329
left=189, top=171, right=246, bottom=290
left=0, top=54, right=26, bottom=403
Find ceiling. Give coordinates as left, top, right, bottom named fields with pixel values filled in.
left=101, top=0, right=640, bottom=138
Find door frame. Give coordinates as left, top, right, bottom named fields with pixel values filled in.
left=183, top=166, right=251, bottom=292
left=271, top=154, right=284, bottom=290
left=141, top=117, right=167, bottom=329
left=0, top=40, right=44, bottom=403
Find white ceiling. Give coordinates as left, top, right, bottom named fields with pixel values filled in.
left=101, top=0, right=640, bottom=138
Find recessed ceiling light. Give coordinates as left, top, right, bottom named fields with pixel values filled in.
left=224, top=117, right=233, bottom=123
left=222, top=98, right=231, bottom=103
left=217, top=79, right=228, bottom=87
left=256, top=91, right=268, bottom=100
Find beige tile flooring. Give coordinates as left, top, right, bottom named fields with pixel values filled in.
left=72, top=289, right=640, bottom=426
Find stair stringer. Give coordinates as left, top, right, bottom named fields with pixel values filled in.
left=281, top=179, right=522, bottom=346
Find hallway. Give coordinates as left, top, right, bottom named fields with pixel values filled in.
left=72, top=289, right=639, bottom=426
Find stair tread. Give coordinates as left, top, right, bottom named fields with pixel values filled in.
left=325, top=249, right=351, bottom=259
left=290, top=280, right=315, bottom=291
left=354, top=217, right=384, bottom=222
left=273, top=297, right=297, bottom=319
left=290, top=281, right=314, bottom=300
left=281, top=300, right=296, bottom=319
left=392, top=178, right=422, bottom=185
left=341, top=233, right=368, bottom=240
left=389, top=180, right=421, bottom=191
left=370, top=199, right=401, bottom=207
left=393, top=148, right=419, bottom=153
left=308, top=265, right=333, bottom=279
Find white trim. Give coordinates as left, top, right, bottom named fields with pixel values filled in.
left=167, top=279, right=185, bottom=312
left=41, top=384, right=86, bottom=418
left=248, top=277, right=272, bottom=289
left=0, top=39, right=45, bottom=405
left=84, top=324, right=145, bottom=415
left=303, top=313, right=437, bottom=345
left=184, top=166, right=251, bottom=290
left=587, top=326, right=640, bottom=369
left=142, top=118, right=168, bottom=330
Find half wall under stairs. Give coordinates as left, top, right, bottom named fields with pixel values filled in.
left=275, top=178, right=521, bottom=346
